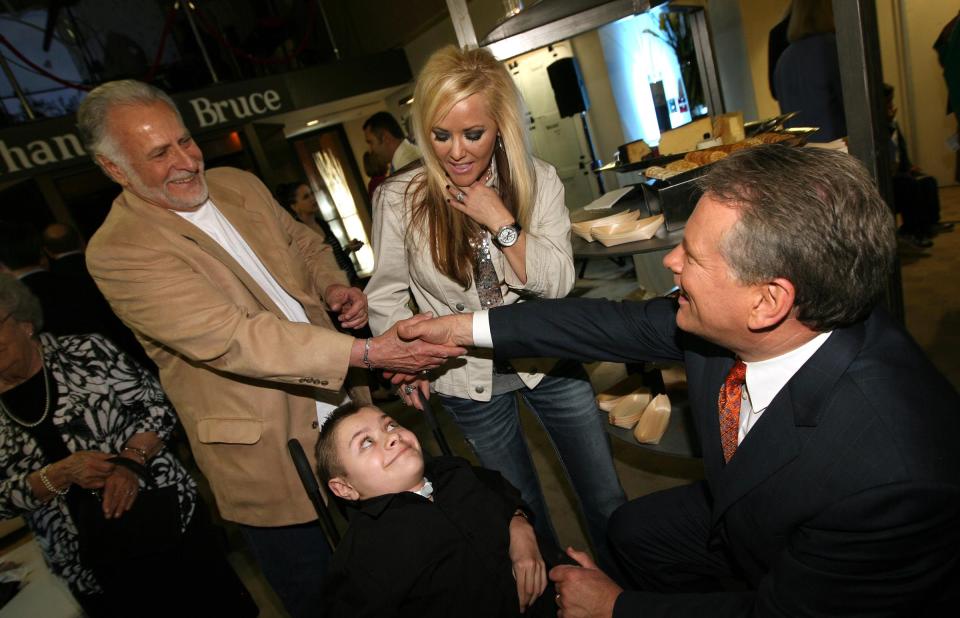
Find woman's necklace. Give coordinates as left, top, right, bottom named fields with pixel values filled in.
left=0, top=356, right=52, bottom=429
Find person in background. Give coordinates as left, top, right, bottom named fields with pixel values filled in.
left=767, top=4, right=791, bottom=101
left=363, top=150, right=388, bottom=199
left=363, top=111, right=421, bottom=175
left=0, top=274, right=255, bottom=617
left=0, top=221, right=152, bottom=372
left=773, top=0, right=845, bottom=141
left=935, top=9, right=960, bottom=183
left=365, top=45, right=626, bottom=568
left=78, top=79, right=464, bottom=617
left=41, top=223, right=86, bottom=278
left=316, top=403, right=556, bottom=618
left=884, top=83, right=954, bottom=249
left=275, top=181, right=364, bottom=285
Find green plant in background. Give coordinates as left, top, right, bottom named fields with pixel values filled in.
left=645, top=11, right=705, bottom=115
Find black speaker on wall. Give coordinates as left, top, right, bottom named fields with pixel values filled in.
left=547, top=57, right=590, bottom=118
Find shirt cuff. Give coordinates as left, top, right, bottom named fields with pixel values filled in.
left=472, top=310, right=494, bottom=348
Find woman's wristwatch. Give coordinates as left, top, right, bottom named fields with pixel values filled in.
left=495, top=222, right=522, bottom=247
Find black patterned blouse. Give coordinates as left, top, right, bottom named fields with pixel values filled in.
left=0, top=333, right=197, bottom=594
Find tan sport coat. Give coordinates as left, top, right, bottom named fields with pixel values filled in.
left=87, top=167, right=365, bottom=526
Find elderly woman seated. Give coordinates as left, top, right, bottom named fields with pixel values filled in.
left=0, top=274, right=255, bottom=617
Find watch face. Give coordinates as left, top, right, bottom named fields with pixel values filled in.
left=497, top=225, right=519, bottom=246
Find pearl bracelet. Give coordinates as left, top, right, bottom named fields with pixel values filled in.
left=39, top=465, right=68, bottom=497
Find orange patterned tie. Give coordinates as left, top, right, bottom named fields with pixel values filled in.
left=718, top=360, right=747, bottom=463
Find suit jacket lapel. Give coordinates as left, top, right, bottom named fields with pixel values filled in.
left=206, top=178, right=297, bottom=293
left=708, top=320, right=866, bottom=527
left=117, top=180, right=287, bottom=318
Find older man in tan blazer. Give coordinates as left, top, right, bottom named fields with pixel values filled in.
left=79, top=80, right=462, bottom=617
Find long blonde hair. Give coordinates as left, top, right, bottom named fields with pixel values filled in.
left=408, top=45, right=536, bottom=289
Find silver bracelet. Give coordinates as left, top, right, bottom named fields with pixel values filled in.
left=362, top=338, right=374, bottom=370
left=39, top=465, right=68, bottom=497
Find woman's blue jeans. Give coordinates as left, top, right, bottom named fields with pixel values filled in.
left=439, top=360, right=626, bottom=566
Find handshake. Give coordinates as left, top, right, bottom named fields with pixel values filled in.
left=350, top=313, right=476, bottom=409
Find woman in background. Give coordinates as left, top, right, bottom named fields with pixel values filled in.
left=773, top=0, right=846, bottom=141
left=276, top=181, right=364, bottom=285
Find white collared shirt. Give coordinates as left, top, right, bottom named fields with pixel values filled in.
left=738, top=331, right=832, bottom=444
left=176, top=200, right=345, bottom=424
left=389, top=139, right=421, bottom=174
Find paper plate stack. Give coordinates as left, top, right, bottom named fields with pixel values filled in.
left=571, top=210, right=639, bottom=242
left=591, top=214, right=665, bottom=247
left=607, top=389, right=653, bottom=428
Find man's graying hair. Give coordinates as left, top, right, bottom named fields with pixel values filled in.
left=698, top=145, right=896, bottom=331
left=77, top=80, right=183, bottom=170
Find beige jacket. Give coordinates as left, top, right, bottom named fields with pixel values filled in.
left=87, top=167, right=366, bottom=526
left=366, top=158, right=575, bottom=401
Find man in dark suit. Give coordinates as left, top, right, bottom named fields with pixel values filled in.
left=0, top=220, right=156, bottom=370
left=0, top=220, right=100, bottom=337
left=399, top=145, right=960, bottom=617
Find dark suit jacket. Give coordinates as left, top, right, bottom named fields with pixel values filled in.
left=490, top=297, right=960, bottom=617
left=48, top=252, right=88, bottom=279
left=321, top=456, right=555, bottom=618
left=20, top=269, right=106, bottom=337
left=43, top=252, right=155, bottom=370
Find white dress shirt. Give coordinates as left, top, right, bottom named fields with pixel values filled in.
left=389, top=139, right=421, bottom=174
left=738, top=331, right=831, bottom=443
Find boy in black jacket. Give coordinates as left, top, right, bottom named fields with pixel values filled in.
left=316, top=403, right=557, bottom=617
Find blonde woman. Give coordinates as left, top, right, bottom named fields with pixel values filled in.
left=366, top=46, right=624, bottom=560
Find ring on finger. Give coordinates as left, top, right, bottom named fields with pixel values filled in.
left=403, top=385, right=415, bottom=394
left=456, top=191, right=465, bottom=203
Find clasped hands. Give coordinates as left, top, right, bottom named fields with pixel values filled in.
left=51, top=450, right=141, bottom=519
left=360, top=313, right=475, bottom=410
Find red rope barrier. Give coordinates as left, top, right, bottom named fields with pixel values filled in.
left=143, top=6, right=179, bottom=83
left=0, top=34, right=91, bottom=91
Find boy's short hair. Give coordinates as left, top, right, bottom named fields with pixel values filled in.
left=316, top=402, right=369, bottom=483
